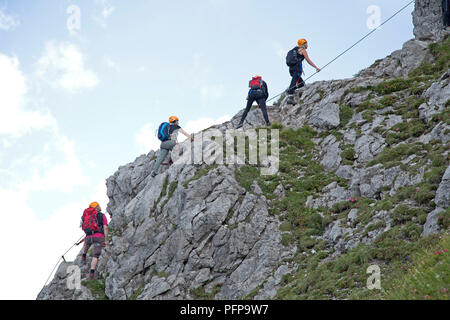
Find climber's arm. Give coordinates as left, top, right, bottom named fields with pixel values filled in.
left=302, top=50, right=321, bottom=72
left=179, top=128, right=194, bottom=141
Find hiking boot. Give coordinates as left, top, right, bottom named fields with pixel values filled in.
left=236, top=122, right=243, bottom=129
left=151, top=171, right=157, bottom=178
left=265, top=122, right=271, bottom=127
left=89, top=271, right=96, bottom=280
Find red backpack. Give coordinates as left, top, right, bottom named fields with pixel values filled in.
left=81, top=207, right=103, bottom=236
left=249, top=76, right=263, bottom=90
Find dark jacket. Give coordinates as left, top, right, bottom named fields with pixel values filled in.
left=288, top=46, right=305, bottom=75
left=249, top=80, right=269, bottom=100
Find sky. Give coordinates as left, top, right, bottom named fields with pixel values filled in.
left=0, top=0, right=415, bottom=299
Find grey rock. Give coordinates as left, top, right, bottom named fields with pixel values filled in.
left=413, top=0, right=448, bottom=41
left=419, top=72, right=450, bottom=122
left=420, top=121, right=450, bottom=144
left=435, top=166, right=450, bottom=208
left=421, top=207, right=445, bottom=237
left=347, top=209, right=358, bottom=226
left=320, top=136, right=342, bottom=171
left=336, top=165, right=354, bottom=180
left=385, top=115, right=403, bottom=129
left=354, top=134, right=386, bottom=163
left=343, top=129, right=357, bottom=145
left=273, top=184, right=285, bottom=199
left=308, top=102, right=340, bottom=130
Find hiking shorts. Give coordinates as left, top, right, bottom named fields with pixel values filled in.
left=85, top=237, right=104, bottom=258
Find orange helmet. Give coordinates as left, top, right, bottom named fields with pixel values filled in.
left=169, top=116, right=179, bottom=123
left=89, top=202, right=99, bottom=208
left=298, top=38, right=307, bottom=46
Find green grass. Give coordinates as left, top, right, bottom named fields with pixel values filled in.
left=128, top=284, right=145, bottom=300
left=152, top=175, right=169, bottom=212
left=160, top=180, right=178, bottom=209
left=409, top=35, right=450, bottom=79
left=391, top=205, right=427, bottom=226
left=189, top=284, right=222, bottom=300
left=275, top=224, right=449, bottom=300
left=379, top=95, right=398, bottom=107
left=339, top=104, right=353, bottom=127
left=368, top=142, right=424, bottom=167
left=383, top=232, right=450, bottom=300
left=373, top=78, right=412, bottom=95
left=383, top=120, right=427, bottom=146
left=344, top=86, right=371, bottom=95
left=438, top=208, right=450, bottom=230
left=82, top=277, right=109, bottom=300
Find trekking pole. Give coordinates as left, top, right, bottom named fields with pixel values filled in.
left=267, top=0, right=414, bottom=104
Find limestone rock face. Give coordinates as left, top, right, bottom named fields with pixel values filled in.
left=413, top=0, right=448, bottom=41
left=38, top=0, right=449, bottom=300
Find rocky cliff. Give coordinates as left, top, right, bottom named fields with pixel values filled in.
left=38, top=1, right=449, bottom=300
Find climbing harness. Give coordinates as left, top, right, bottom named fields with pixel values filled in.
left=268, top=0, right=415, bottom=103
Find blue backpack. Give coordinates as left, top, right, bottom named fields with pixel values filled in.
left=157, top=122, right=170, bottom=141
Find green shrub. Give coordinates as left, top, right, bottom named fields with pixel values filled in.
left=437, top=208, right=450, bottom=230
left=340, top=104, right=353, bottom=127
left=373, top=79, right=412, bottom=95
left=379, top=95, right=398, bottom=107
left=82, top=277, right=108, bottom=300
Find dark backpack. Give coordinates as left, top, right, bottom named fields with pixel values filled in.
left=81, top=208, right=104, bottom=236
left=286, top=47, right=302, bottom=67
left=249, top=77, right=263, bottom=90
left=157, top=122, right=170, bottom=141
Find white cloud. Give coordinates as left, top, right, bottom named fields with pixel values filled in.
left=102, top=5, right=115, bottom=18
left=94, top=0, right=115, bottom=28
left=0, top=51, right=103, bottom=300
left=36, top=41, right=99, bottom=92
left=0, top=54, right=56, bottom=138
left=183, top=115, right=231, bottom=138
left=18, top=136, right=88, bottom=193
left=0, top=7, right=19, bottom=31
left=136, top=123, right=160, bottom=154
left=273, top=42, right=288, bottom=59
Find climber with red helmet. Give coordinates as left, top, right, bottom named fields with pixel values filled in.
left=151, top=116, right=194, bottom=177
left=285, top=39, right=321, bottom=104
left=236, top=75, right=270, bottom=129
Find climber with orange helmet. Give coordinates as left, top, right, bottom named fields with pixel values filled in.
left=285, top=38, right=321, bottom=103
left=151, top=116, right=194, bottom=177
left=236, top=75, right=270, bottom=129
left=80, top=202, right=109, bottom=280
